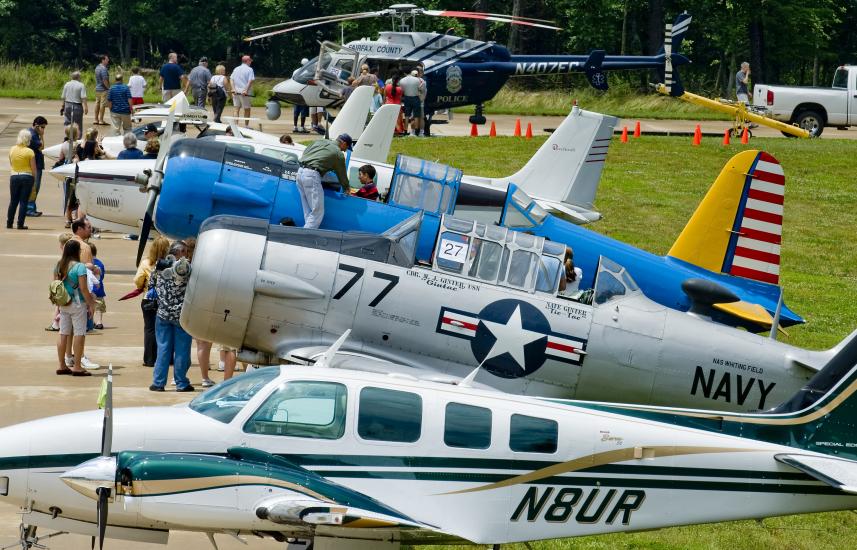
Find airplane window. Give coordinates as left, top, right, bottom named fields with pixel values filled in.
left=509, top=414, right=558, bottom=453
left=243, top=381, right=347, bottom=439
left=594, top=271, right=627, bottom=305
left=422, top=180, right=442, bottom=212
left=358, top=387, right=422, bottom=443
left=189, top=367, right=280, bottom=424
left=503, top=206, right=535, bottom=229
left=536, top=256, right=562, bottom=293
left=467, top=239, right=503, bottom=282
left=227, top=143, right=255, bottom=154
left=292, top=54, right=328, bottom=84
left=260, top=148, right=299, bottom=164
left=505, top=249, right=538, bottom=288
left=436, top=231, right=469, bottom=274
left=444, top=403, right=492, bottom=449
left=513, top=231, right=537, bottom=249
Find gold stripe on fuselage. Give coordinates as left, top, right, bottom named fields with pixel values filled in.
left=128, top=474, right=331, bottom=502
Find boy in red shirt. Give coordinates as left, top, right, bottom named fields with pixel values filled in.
left=353, top=165, right=379, bottom=200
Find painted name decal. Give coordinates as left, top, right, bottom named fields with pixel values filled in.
left=511, top=486, right=645, bottom=525
left=515, top=61, right=581, bottom=75
left=691, top=366, right=776, bottom=409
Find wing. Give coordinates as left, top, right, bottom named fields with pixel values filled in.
left=776, top=453, right=857, bottom=494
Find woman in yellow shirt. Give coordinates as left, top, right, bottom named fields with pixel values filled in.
left=7, top=129, right=37, bottom=229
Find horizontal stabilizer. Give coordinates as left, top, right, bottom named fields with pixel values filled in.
left=776, top=454, right=857, bottom=494
left=712, top=300, right=783, bottom=331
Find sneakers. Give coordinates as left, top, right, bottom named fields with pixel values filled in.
left=81, top=356, right=100, bottom=370
left=122, top=234, right=139, bottom=241
left=65, top=355, right=73, bottom=367
left=217, top=361, right=225, bottom=372
left=149, top=385, right=165, bottom=392
left=201, top=379, right=215, bottom=388
left=176, top=385, right=195, bottom=392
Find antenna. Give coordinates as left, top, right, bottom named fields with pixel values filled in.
left=458, top=355, right=490, bottom=388
left=316, top=330, right=352, bottom=368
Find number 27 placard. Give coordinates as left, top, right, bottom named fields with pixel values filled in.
left=438, top=239, right=469, bottom=263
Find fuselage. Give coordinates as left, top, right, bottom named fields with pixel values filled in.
left=0, top=367, right=853, bottom=545
left=185, top=219, right=821, bottom=412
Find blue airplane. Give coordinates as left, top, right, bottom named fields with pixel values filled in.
left=151, top=133, right=800, bottom=331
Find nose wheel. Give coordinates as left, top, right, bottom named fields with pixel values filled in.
left=469, top=104, right=487, bottom=125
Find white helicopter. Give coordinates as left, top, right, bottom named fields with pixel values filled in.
left=2, top=330, right=857, bottom=549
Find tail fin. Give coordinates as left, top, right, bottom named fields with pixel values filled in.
left=659, top=12, right=692, bottom=96
left=668, top=150, right=784, bottom=285
left=353, top=104, right=399, bottom=163
left=492, top=105, right=617, bottom=217
left=328, top=85, right=373, bottom=142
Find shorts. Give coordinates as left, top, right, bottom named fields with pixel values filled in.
left=94, top=296, right=107, bottom=313
left=309, top=106, right=321, bottom=115
left=131, top=97, right=144, bottom=106
left=59, top=300, right=87, bottom=336
left=162, top=89, right=180, bottom=102
left=232, top=93, right=252, bottom=109
left=737, top=93, right=749, bottom=104
left=219, top=346, right=236, bottom=353
left=402, top=96, right=420, bottom=118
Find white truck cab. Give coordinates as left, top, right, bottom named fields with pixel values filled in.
left=753, top=65, right=857, bottom=136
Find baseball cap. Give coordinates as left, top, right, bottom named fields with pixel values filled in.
left=145, top=123, right=159, bottom=133
left=199, top=56, right=208, bottom=63
left=336, top=133, right=354, bottom=150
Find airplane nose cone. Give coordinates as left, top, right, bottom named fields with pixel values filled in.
left=49, top=162, right=76, bottom=181
left=0, top=422, right=33, bottom=504
left=60, top=456, right=117, bottom=501
left=272, top=79, right=308, bottom=105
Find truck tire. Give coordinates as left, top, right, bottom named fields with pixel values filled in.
left=794, top=110, right=824, bottom=137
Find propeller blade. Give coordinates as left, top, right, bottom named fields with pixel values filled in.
left=425, top=10, right=556, bottom=24
left=246, top=12, right=385, bottom=41
left=422, top=10, right=561, bottom=30
left=135, top=190, right=158, bottom=266
left=100, top=364, right=113, bottom=457
left=249, top=11, right=381, bottom=32
left=96, top=487, right=109, bottom=550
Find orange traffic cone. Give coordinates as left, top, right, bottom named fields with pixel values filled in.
left=633, top=121, right=641, bottom=138
left=513, top=118, right=522, bottom=137
left=470, top=123, right=478, bottom=137
left=525, top=122, right=533, bottom=139
left=620, top=126, right=628, bottom=143
left=741, top=127, right=749, bottom=144
left=489, top=121, right=497, bottom=137
left=723, top=129, right=731, bottom=146
left=692, top=124, right=701, bottom=146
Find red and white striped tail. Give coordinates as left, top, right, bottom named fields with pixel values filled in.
left=728, top=152, right=784, bottom=285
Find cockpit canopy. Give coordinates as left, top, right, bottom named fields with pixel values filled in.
left=593, top=256, right=641, bottom=305
left=433, top=214, right=566, bottom=295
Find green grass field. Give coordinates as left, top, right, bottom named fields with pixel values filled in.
left=383, top=135, right=857, bottom=549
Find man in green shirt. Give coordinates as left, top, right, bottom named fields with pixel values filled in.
left=296, top=133, right=352, bottom=228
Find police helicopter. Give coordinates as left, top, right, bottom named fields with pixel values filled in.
left=252, top=4, right=692, bottom=133
left=4, top=332, right=857, bottom=549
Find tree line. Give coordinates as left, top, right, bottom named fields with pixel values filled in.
left=1, top=0, right=854, bottom=94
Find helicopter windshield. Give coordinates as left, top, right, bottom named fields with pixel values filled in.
left=189, top=367, right=280, bottom=423
left=292, top=54, right=330, bottom=84
left=593, top=257, right=641, bottom=305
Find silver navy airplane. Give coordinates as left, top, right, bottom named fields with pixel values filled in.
left=181, top=212, right=852, bottom=412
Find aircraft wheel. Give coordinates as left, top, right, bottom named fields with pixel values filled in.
left=795, top=110, right=824, bottom=137
left=469, top=114, right=487, bottom=125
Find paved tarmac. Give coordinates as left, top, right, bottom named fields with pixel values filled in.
left=0, top=94, right=852, bottom=548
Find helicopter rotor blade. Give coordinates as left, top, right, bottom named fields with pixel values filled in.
left=246, top=12, right=387, bottom=41
left=249, top=11, right=382, bottom=32
left=429, top=10, right=557, bottom=24
left=422, top=10, right=561, bottom=30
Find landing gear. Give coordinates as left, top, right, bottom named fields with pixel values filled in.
left=469, top=103, right=487, bottom=125
left=1, top=524, right=66, bottom=550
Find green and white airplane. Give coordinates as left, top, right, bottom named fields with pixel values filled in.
left=2, top=332, right=857, bottom=549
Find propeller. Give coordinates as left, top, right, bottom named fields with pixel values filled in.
left=135, top=104, right=177, bottom=266
left=245, top=6, right=559, bottom=41
left=91, top=364, right=114, bottom=550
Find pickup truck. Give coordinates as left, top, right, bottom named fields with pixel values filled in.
left=753, top=65, right=857, bottom=136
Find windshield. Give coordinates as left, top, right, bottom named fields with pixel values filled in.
left=189, top=367, right=280, bottom=423
left=593, top=257, right=640, bottom=305
left=292, top=54, right=329, bottom=84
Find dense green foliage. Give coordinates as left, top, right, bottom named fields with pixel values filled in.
left=0, top=0, right=855, bottom=93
